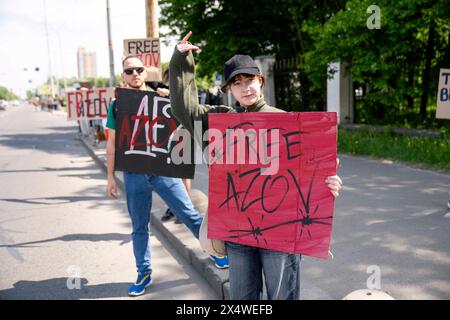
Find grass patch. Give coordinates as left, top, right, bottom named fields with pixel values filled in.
left=338, top=128, right=450, bottom=172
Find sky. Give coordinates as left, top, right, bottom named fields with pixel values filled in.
left=0, top=0, right=177, bottom=97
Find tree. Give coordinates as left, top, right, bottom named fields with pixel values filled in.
left=303, top=0, right=450, bottom=126
left=160, top=0, right=346, bottom=76
left=0, top=86, right=18, bottom=100
left=160, top=0, right=449, bottom=127
left=160, top=0, right=346, bottom=109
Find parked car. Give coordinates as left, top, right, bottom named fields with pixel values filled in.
left=0, top=99, right=7, bottom=110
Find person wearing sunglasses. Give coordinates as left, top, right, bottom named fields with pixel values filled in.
left=105, top=55, right=226, bottom=297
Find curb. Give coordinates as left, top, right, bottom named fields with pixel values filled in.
left=77, top=134, right=230, bottom=299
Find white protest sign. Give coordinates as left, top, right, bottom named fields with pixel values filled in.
left=67, top=87, right=114, bottom=120
left=123, top=38, right=162, bottom=82
left=436, top=68, right=450, bottom=119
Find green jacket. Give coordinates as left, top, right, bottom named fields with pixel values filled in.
left=169, top=48, right=283, bottom=149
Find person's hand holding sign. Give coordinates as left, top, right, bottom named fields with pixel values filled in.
left=326, top=158, right=342, bottom=198
left=156, top=88, right=169, bottom=97
left=177, top=31, right=200, bottom=53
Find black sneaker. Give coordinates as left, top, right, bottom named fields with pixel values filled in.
left=161, top=208, right=174, bottom=222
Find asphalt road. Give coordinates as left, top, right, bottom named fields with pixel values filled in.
left=0, top=104, right=219, bottom=300
left=300, top=153, right=450, bottom=299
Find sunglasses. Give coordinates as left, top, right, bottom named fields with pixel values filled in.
left=124, top=67, right=145, bottom=75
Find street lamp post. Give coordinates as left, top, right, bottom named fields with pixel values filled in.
left=106, top=0, right=115, bottom=87
left=43, top=0, right=55, bottom=98
left=55, top=31, right=68, bottom=95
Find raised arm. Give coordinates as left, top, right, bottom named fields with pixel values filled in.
left=169, top=32, right=207, bottom=136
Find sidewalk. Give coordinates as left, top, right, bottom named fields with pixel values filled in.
left=78, top=133, right=231, bottom=299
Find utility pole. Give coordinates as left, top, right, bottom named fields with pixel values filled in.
left=43, top=0, right=55, bottom=98
left=106, top=0, right=115, bottom=86
left=146, top=0, right=159, bottom=38
left=55, top=31, right=67, bottom=95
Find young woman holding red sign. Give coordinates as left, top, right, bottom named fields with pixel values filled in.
left=170, top=32, right=342, bottom=300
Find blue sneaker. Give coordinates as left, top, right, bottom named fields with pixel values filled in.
left=210, top=255, right=229, bottom=269
left=128, top=272, right=152, bottom=296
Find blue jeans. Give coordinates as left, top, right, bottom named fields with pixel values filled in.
left=226, top=241, right=301, bottom=300
left=123, top=172, right=203, bottom=275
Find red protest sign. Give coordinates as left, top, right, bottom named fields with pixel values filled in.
left=207, top=112, right=337, bottom=259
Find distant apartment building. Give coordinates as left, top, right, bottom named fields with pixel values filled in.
left=77, top=47, right=97, bottom=79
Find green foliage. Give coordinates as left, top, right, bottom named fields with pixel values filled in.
left=85, top=77, right=119, bottom=88
left=54, top=76, right=122, bottom=88
left=26, top=90, right=35, bottom=100
left=160, top=0, right=450, bottom=128
left=162, top=61, right=169, bottom=73
left=339, top=128, right=450, bottom=172
left=195, top=73, right=214, bottom=90
left=304, top=0, right=450, bottom=127
left=160, top=0, right=346, bottom=108
left=160, top=0, right=346, bottom=77
left=0, top=86, right=18, bottom=100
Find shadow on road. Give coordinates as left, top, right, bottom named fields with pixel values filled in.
left=0, top=278, right=127, bottom=299
left=0, top=277, right=200, bottom=300
left=0, top=132, right=82, bottom=155
left=0, top=196, right=108, bottom=206
left=0, top=233, right=131, bottom=248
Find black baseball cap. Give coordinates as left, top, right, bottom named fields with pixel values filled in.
left=222, top=54, right=260, bottom=92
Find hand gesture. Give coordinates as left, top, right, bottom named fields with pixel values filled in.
left=177, top=31, right=200, bottom=53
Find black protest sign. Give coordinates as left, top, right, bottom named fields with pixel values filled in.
left=114, top=88, right=195, bottom=178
